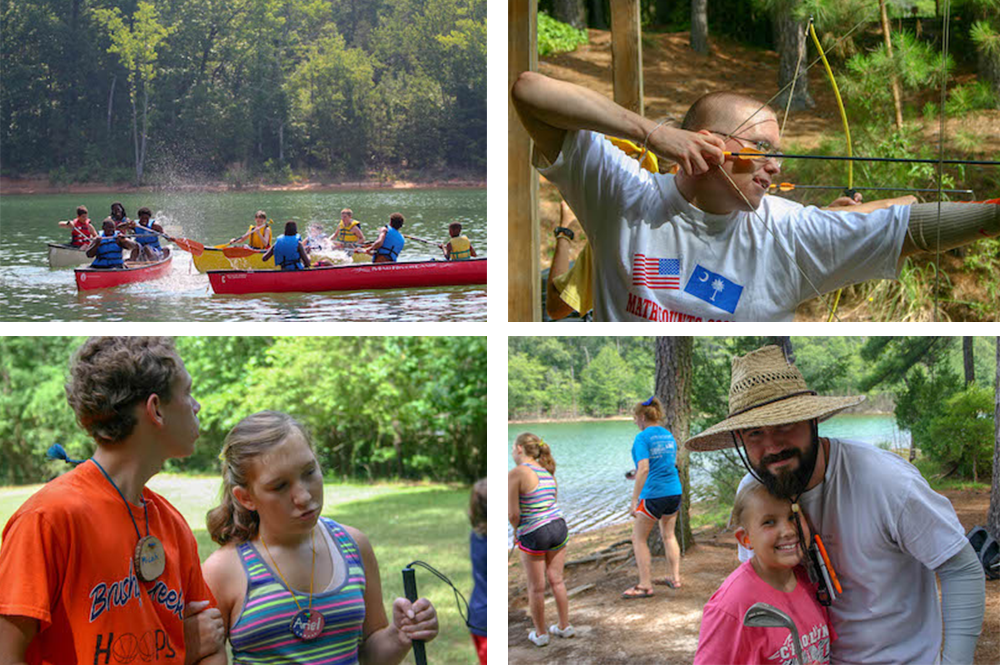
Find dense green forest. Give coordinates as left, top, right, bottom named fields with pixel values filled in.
left=0, top=336, right=486, bottom=485
left=509, top=336, right=997, bottom=483
left=1, top=0, right=485, bottom=184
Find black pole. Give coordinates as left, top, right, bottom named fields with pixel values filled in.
left=731, top=151, right=1000, bottom=166
left=401, top=567, right=427, bottom=665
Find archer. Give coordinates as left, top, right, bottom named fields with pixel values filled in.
left=511, top=73, right=999, bottom=322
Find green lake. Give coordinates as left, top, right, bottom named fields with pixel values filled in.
left=0, top=189, right=486, bottom=321
left=507, top=413, right=910, bottom=542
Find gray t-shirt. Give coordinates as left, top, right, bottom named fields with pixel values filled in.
left=736, top=439, right=967, bottom=664
left=538, top=130, right=909, bottom=322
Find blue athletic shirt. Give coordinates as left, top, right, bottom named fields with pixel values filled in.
left=468, top=531, right=486, bottom=637
left=631, top=425, right=682, bottom=499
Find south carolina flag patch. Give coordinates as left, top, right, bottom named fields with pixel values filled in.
left=632, top=254, right=681, bottom=290
left=684, top=264, right=743, bottom=313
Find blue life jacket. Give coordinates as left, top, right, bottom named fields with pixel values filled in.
left=133, top=221, right=161, bottom=249
left=91, top=233, right=124, bottom=269
left=272, top=234, right=303, bottom=271
left=375, top=226, right=404, bottom=262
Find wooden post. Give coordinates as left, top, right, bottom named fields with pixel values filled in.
left=508, top=0, right=540, bottom=321
left=610, top=0, right=643, bottom=115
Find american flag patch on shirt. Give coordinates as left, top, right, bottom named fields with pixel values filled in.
left=632, top=254, right=681, bottom=289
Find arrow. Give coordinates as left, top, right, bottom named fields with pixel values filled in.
left=726, top=149, right=1000, bottom=167
left=769, top=182, right=974, bottom=195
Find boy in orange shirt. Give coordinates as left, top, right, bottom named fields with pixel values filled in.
left=0, top=337, right=226, bottom=665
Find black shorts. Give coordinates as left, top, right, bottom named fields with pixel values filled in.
left=636, top=494, right=682, bottom=520
left=517, top=518, right=569, bottom=555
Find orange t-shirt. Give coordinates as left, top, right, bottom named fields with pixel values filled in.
left=0, top=461, right=216, bottom=664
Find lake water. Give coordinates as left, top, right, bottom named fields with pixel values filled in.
left=0, top=189, right=486, bottom=321
left=507, top=414, right=910, bottom=544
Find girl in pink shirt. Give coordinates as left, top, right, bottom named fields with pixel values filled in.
left=694, top=481, right=835, bottom=665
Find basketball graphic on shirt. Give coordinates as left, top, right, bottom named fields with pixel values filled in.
left=111, top=633, right=138, bottom=664
left=137, top=631, right=156, bottom=661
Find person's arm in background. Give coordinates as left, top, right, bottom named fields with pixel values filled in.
left=630, top=459, right=649, bottom=516
left=935, top=542, right=985, bottom=664
left=508, top=467, right=523, bottom=533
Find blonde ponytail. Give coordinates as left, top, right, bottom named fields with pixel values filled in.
left=515, top=432, right=556, bottom=475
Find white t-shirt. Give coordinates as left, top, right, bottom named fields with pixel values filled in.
left=735, top=439, right=967, bottom=664
left=538, top=130, right=910, bottom=321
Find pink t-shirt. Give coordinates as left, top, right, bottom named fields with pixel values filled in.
left=694, top=560, right=835, bottom=665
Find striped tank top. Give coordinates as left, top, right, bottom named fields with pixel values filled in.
left=230, top=517, right=366, bottom=664
left=516, top=462, right=562, bottom=538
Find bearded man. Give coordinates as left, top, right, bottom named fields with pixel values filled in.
left=685, top=345, right=984, bottom=664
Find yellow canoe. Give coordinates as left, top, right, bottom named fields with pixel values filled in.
left=192, top=247, right=370, bottom=272
left=192, top=247, right=275, bottom=272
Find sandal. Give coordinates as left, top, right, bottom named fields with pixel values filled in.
left=621, top=585, right=654, bottom=599
left=653, top=578, right=682, bottom=589
left=554, top=226, right=575, bottom=241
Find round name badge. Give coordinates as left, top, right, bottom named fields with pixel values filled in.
left=134, top=535, right=166, bottom=582
left=290, top=608, right=325, bottom=640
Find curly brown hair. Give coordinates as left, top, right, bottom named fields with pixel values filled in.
left=65, top=337, right=180, bottom=445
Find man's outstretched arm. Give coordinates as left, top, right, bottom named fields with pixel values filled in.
left=510, top=71, right=725, bottom=174
left=901, top=201, right=1000, bottom=258
left=934, top=542, right=985, bottom=664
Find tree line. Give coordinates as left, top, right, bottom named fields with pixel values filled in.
left=510, top=336, right=997, bottom=483
left=0, top=336, right=486, bottom=485
left=1, top=0, right=485, bottom=185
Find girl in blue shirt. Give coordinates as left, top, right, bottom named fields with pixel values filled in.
left=624, top=397, right=683, bottom=599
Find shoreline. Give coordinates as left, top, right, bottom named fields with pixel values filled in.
left=508, top=409, right=895, bottom=425
left=0, top=176, right=486, bottom=195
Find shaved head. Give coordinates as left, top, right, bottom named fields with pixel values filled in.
left=682, top=92, right=774, bottom=133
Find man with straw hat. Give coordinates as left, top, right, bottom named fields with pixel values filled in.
left=685, top=345, right=984, bottom=664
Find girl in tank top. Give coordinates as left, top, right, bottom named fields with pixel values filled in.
left=508, top=432, right=573, bottom=647
left=203, top=411, right=438, bottom=665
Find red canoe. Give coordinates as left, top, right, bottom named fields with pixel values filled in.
left=208, top=258, right=486, bottom=294
left=75, top=256, right=173, bottom=291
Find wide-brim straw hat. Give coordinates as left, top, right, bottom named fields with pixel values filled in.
left=685, top=345, right=865, bottom=452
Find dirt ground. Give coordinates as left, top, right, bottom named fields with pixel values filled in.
left=535, top=29, right=1000, bottom=321
left=507, top=487, right=999, bottom=664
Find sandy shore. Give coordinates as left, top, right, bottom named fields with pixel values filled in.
left=0, top=176, right=485, bottom=195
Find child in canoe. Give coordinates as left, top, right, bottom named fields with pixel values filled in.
left=693, top=480, right=835, bottom=665
left=85, top=218, right=138, bottom=269
left=442, top=222, right=476, bottom=261
left=57, top=206, right=97, bottom=247
left=230, top=211, right=273, bottom=249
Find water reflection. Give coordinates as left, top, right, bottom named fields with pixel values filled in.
left=1, top=189, right=486, bottom=321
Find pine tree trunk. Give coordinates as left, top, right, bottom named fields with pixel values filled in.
left=879, top=0, right=904, bottom=130
left=654, top=337, right=694, bottom=555
left=690, top=0, right=708, bottom=55
left=770, top=337, right=795, bottom=364
left=131, top=92, right=140, bottom=186
left=987, top=337, right=1000, bottom=539
left=588, top=0, right=607, bottom=30
left=552, top=0, right=586, bottom=30
left=772, top=13, right=814, bottom=111
left=963, top=336, right=975, bottom=386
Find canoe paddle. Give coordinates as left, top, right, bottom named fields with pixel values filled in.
left=222, top=246, right=263, bottom=258
left=404, top=234, right=445, bottom=248
left=135, top=227, right=205, bottom=255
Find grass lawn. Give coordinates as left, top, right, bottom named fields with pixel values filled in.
left=0, top=475, right=479, bottom=665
